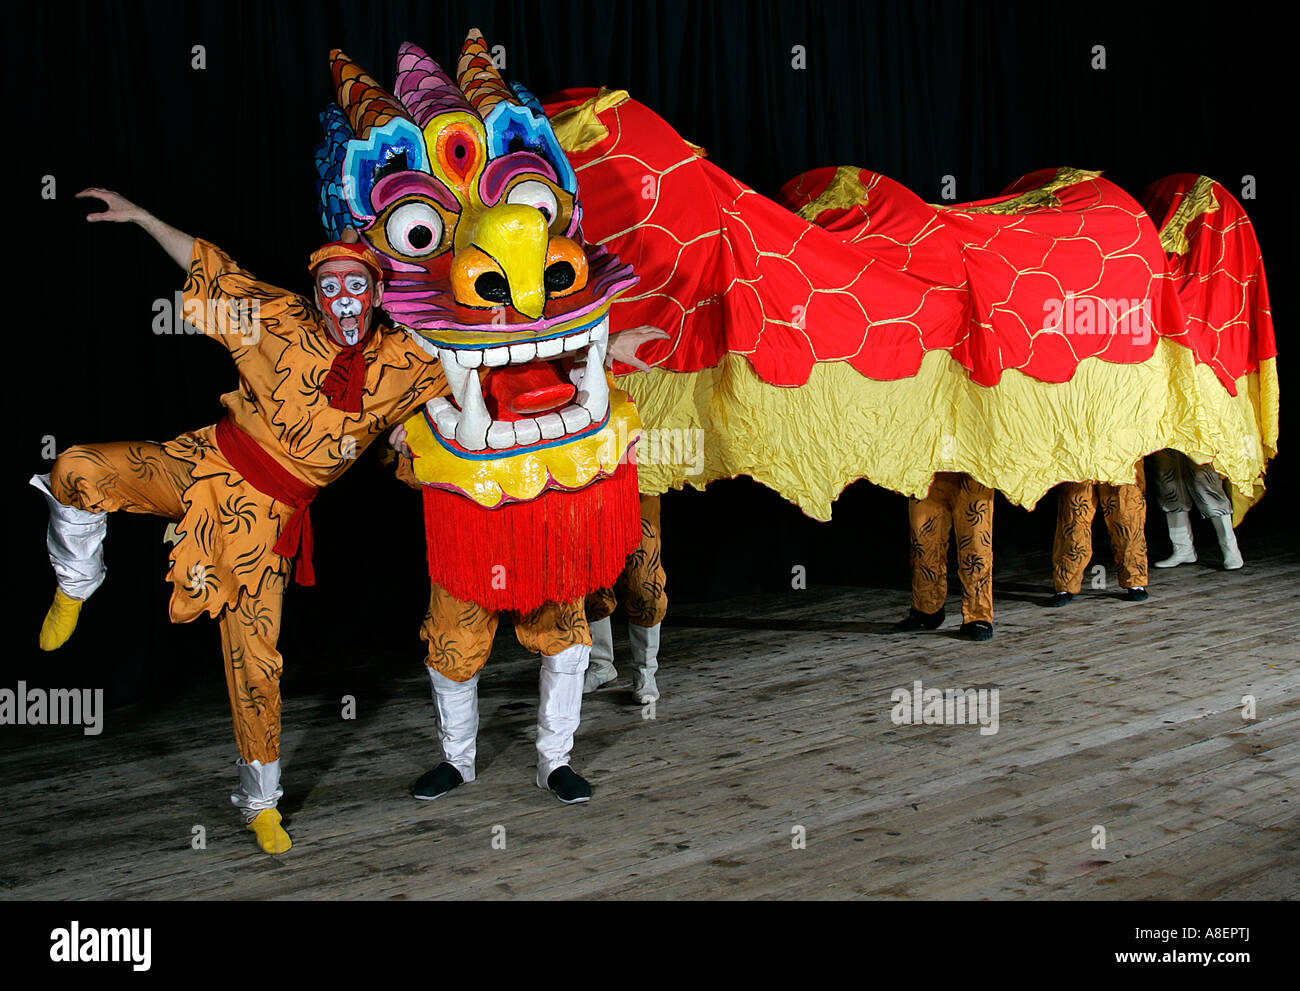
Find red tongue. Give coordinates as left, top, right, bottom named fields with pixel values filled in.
left=481, top=361, right=575, bottom=420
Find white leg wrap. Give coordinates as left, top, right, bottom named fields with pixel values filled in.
left=1211, top=515, right=1244, bottom=570
left=1155, top=510, right=1197, bottom=568
left=428, top=668, right=479, bottom=783
left=536, top=643, right=589, bottom=785
left=231, top=758, right=283, bottom=823
left=629, top=622, right=661, bottom=703
left=582, top=616, right=617, bottom=692
left=30, top=474, right=108, bottom=600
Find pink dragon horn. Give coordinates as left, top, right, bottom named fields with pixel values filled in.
left=395, top=41, right=473, bottom=126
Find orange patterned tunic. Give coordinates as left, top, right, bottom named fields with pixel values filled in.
left=160, top=239, right=447, bottom=622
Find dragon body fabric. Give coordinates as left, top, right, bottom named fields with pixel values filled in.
left=542, top=89, right=1276, bottom=524
left=316, top=38, right=643, bottom=613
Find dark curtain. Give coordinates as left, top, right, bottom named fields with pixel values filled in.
left=7, top=0, right=1295, bottom=703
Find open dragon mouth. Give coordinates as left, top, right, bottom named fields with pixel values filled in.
left=406, top=316, right=611, bottom=454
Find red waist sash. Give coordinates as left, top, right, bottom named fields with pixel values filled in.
left=214, top=417, right=319, bottom=586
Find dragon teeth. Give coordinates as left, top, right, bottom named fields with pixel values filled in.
left=536, top=412, right=565, bottom=439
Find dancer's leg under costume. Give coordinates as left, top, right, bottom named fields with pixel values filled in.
left=1151, top=449, right=1241, bottom=568
left=421, top=585, right=592, bottom=790
left=907, top=472, right=994, bottom=625
left=33, top=440, right=292, bottom=849
left=1052, top=466, right=1149, bottom=594
left=583, top=494, right=668, bottom=701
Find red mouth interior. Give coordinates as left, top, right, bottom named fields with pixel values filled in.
left=479, top=356, right=577, bottom=421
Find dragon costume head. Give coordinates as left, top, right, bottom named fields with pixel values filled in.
left=315, top=31, right=640, bottom=509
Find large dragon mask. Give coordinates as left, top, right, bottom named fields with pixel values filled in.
left=315, top=31, right=639, bottom=507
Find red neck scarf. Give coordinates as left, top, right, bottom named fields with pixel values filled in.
left=320, top=343, right=368, bottom=412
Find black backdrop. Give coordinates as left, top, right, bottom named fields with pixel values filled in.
left=6, top=1, right=1295, bottom=706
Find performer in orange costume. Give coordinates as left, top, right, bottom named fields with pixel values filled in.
left=893, top=472, right=996, bottom=641
left=1048, top=469, right=1149, bottom=606
left=31, top=189, right=448, bottom=854
left=582, top=494, right=668, bottom=703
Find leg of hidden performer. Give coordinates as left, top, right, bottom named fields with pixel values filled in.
left=1048, top=464, right=1150, bottom=606
left=31, top=189, right=448, bottom=854
left=582, top=493, right=668, bottom=704
left=1150, top=449, right=1243, bottom=570
left=893, top=472, right=995, bottom=641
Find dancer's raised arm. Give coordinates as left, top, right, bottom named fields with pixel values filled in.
left=77, top=187, right=194, bottom=269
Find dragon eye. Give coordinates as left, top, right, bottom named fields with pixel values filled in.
left=506, top=180, right=559, bottom=223
left=384, top=202, right=444, bottom=257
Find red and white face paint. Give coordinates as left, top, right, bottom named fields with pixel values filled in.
left=315, top=263, right=377, bottom=347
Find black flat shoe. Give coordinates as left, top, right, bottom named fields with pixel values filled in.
left=545, top=766, right=592, bottom=804
left=1124, top=586, right=1149, bottom=602
left=961, top=621, right=994, bottom=642
left=1046, top=591, right=1073, bottom=608
left=893, top=607, right=945, bottom=632
left=412, top=761, right=463, bottom=801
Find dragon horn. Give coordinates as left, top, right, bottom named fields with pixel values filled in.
left=395, top=41, right=473, bottom=126
left=456, top=28, right=519, bottom=115
left=330, top=48, right=412, bottom=138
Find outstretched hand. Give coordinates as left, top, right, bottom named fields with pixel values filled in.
left=76, top=187, right=147, bottom=224
left=607, top=325, right=671, bottom=372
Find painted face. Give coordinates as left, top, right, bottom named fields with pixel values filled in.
left=314, top=261, right=378, bottom=347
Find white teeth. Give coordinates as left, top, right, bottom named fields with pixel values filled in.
left=513, top=418, right=542, bottom=446
left=434, top=406, right=459, bottom=439
left=536, top=337, right=564, bottom=359
left=577, top=336, right=610, bottom=421
left=536, top=413, right=565, bottom=439
left=486, top=421, right=517, bottom=450
left=405, top=331, right=440, bottom=358
left=426, top=396, right=458, bottom=439
left=453, top=368, right=491, bottom=451
left=560, top=405, right=592, bottom=432
left=438, top=349, right=474, bottom=406
left=425, top=321, right=614, bottom=454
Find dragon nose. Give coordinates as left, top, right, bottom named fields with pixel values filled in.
left=451, top=204, right=549, bottom=319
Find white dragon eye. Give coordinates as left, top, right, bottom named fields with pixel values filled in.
left=385, top=201, right=445, bottom=258
left=506, top=180, right=559, bottom=223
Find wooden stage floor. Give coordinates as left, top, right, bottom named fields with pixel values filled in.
left=2, top=540, right=1297, bottom=901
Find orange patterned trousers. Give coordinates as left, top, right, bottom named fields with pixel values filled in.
left=908, top=472, right=995, bottom=623
left=1052, top=467, right=1148, bottom=593
left=421, top=584, right=592, bottom=683
left=50, top=442, right=288, bottom=764
left=584, top=494, right=668, bottom=628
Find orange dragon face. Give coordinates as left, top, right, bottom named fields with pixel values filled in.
left=316, top=32, right=639, bottom=505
